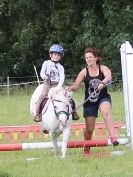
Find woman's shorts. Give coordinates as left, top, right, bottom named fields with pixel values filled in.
left=83, top=98, right=111, bottom=118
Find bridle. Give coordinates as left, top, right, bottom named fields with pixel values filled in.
left=52, top=99, right=70, bottom=120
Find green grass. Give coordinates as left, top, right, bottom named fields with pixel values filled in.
left=0, top=95, right=32, bottom=125
left=0, top=89, right=125, bottom=125
left=0, top=148, right=133, bottom=177
left=0, top=89, right=133, bottom=177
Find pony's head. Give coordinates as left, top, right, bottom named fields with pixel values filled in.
left=48, top=87, right=72, bottom=127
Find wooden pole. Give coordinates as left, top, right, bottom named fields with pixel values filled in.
left=7, top=76, right=10, bottom=96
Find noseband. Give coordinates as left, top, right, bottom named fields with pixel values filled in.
left=52, top=99, right=70, bottom=120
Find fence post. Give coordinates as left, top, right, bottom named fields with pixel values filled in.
left=7, top=76, right=10, bottom=96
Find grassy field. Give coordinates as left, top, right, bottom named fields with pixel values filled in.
left=0, top=89, right=133, bottom=177
left=0, top=88, right=125, bottom=125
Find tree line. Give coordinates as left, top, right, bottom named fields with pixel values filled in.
left=0, top=0, right=133, bottom=79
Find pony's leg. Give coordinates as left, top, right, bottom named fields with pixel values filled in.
left=55, top=128, right=62, bottom=137
left=49, top=132, right=59, bottom=155
left=61, top=127, right=71, bottom=158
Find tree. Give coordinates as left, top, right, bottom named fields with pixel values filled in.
left=0, top=0, right=133, bottom=78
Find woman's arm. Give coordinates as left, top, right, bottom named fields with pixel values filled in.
left=101, top=65, right=112, bottom=83
left=70, top=69, right=86, bottom=91
left=98, top=65, right=112, bottom=90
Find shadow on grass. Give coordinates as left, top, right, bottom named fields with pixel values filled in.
left=0, top=172, right=10, bottom=177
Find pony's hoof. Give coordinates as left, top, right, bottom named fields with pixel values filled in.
left=60, top=155, right=66, bottom=159
left=42, top=130, right=49, bottom=134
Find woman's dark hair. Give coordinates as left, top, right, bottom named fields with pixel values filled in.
left=84, top=48, right=102, bottom=65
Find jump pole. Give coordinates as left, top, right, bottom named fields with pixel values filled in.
left=0, top=138, right=128, bottom=151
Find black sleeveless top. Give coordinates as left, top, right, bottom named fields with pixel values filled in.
left=83, top=65, right=111, bottom=107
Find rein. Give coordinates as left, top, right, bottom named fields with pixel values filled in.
left=71, top=80, right=112, bottom=113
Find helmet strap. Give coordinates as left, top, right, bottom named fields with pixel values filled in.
left=51, top=60, right=59, bottom=64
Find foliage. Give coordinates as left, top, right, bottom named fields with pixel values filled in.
left=0, top=0, right=133, bottom=77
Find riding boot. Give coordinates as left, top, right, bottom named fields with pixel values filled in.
left=34, top=114, right=41, bottom=122
left=72, top=111, right=80, bottom=120
left=34, top=104, right=42, bottom=122
left=34, top=84, right=49, bottom=122
left=34, top=95, right=45, bottom=122
left=69, top=99, right=79, bottom=120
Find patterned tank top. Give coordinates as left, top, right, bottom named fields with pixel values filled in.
left=83, top=65, right=111, bottom=107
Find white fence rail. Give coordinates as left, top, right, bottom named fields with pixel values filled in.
left=0, top=74, right=122, bottom=96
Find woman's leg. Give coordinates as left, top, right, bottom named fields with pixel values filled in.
left=99, top=101, right=119, bottom=146
left=84, top=117, right=96, bottom=153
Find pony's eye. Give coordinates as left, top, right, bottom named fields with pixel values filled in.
left=54, top=106, right=57, bottom=109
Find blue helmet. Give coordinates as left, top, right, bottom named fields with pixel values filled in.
left=49, top=44, right=64, bottom=57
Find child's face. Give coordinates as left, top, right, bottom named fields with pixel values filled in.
left=50, top=52, right=61, bottom=62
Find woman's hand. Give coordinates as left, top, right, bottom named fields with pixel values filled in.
left=97, top=82, right=105, bottom=90
left=65, top=86, right=73, bottom=91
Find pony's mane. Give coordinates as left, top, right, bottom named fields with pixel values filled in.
left=48, top=87, right=69, bottom=104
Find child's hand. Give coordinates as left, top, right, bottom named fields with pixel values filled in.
left=43, top=75, right=49, bottom=80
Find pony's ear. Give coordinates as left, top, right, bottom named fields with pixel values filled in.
left=48, top=87, right=63, bottom=99
left=52, top=86, right=64, bottom=95
left=65, top=90, right=73, bottom=100
left=54, top=86, right=63, bottom=92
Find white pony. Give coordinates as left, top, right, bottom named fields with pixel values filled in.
left=30, top=84, right=72, bottom=158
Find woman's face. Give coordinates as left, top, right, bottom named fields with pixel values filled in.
left=85, top=52, right=97, bottom=66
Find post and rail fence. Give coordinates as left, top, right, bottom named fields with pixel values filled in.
left=0, top=74, right=123, bottom=96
